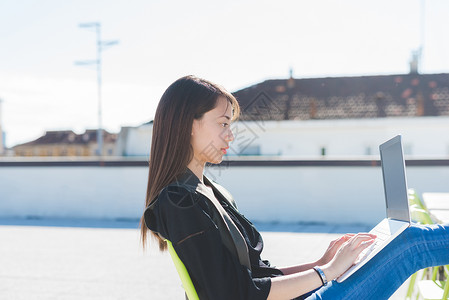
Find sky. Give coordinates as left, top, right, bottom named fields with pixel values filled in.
left=1, top=0, right=448, bottom=148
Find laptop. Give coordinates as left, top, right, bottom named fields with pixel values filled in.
left=337, top=135, right=411, bottom=282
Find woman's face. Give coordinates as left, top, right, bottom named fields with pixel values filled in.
left=190, top=96, right=235, bottom=166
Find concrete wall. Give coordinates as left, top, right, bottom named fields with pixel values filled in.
left=1, top=162, right=448, bottom=225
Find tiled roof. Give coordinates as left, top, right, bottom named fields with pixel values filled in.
left=15, top=129, right=117, bottom=147
left=233, top=73, right=449, bottom=121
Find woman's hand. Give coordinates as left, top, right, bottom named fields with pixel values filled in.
left=316, top=234, right=355, bottom=266
left=321, top=233, right=377, bottom=281
left=268, top=233, right=376, bottom=300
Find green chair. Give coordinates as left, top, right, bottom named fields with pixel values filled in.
left=406, top=189, right=434, bottom=300
left=406, top=189, right=449, bottom=299
left=407, top=188, right=433, bottom=225
left=417, top=266, right=449, bottom=300
left=165, top=240, right=199, bottom=300
left=406, top=268, right=431, bottom=300
left=408, top=188, right=427, bottom=211
left=410, top=204, right=434, bottom=226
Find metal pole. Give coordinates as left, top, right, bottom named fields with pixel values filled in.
left=76, top=22, right=118, bottom=157
left=96, top=24, right=103, bottom=156
left=419, top=0, right=425, bottom=73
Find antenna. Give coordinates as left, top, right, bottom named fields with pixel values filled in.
left=75, top=22, right=119, bottom=157
left=409, top=0, right=425, bottom=74
left=419, top=0, right=425, bottom=71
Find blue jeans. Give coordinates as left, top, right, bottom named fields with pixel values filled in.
left=305, top=224, right=449, bottom=300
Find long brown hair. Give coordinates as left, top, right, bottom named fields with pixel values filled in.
left=140, top=75, right=240, bottom=250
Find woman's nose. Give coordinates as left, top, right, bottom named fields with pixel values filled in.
left=227, top=128, right=234, bottom=142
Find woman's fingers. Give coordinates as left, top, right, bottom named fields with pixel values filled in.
left=331, top=233, right=377, bottom=259
left=337, top=233, right=376, bottom=254
left=328, top=235, right=348, bottom=250
left=332, top=236, right=345, bottom=246
left=331, top=235, right=354, bottom=253
left=339, top=233, right=370, bottom=244
left=346, top=234, right=377, bottom=252
left=327, top=233, right=378, bottom=278
left=348, top=233, right=376, bottom=242
left=334, top=234, right=354, bottom=246
left=357, top=237, right=376, bottom=249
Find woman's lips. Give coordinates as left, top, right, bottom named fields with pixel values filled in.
left=221, top=147, right=229, bottom=154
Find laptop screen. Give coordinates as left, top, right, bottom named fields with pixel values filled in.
left=379, top=135, right=411, bottom=222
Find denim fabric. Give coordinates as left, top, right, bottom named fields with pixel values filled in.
left=305, top=224, right=449, bottom=300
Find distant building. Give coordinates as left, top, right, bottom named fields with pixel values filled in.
left=12, top=129, right=118, bottom=157
left=115, top=121, right=152, bottom=157
left=116, top=73, right=449, bottom=158
left=234, top=73, right=449, bottom=121
left=228, top=73, right=449, bottom=157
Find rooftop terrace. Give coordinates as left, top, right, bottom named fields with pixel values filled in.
left=0, top=223, right=408, bottom=299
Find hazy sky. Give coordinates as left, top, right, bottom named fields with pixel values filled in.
left=1, top=0, right=448, bottom=147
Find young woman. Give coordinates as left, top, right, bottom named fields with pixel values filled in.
left=141, top=75, right=449, bottom=300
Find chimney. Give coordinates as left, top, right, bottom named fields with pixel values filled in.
left=309, top=98, right=317, bottom=119
left=287, top=67, right=295, bottom=89
left=416, top=91, right=424, bottom=116
left=409, top=49, right=421, bottom=74
left=375, top=92, right=386, bottom=117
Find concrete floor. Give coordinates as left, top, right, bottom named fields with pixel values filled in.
left=0, top=225, right=409, bottom=299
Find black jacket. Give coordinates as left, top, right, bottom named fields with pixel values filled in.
left=144, top=168, right=283, bottom=299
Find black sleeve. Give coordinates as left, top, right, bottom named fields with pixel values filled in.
left=155, top=186, right=271, bottom=300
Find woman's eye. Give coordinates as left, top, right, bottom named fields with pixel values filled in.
left=222, top=123, right=229, bottom=128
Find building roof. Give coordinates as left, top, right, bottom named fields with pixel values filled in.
left=14, top=129, right=117, bottom=147
left=232, top=73, right=449, bottom=121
